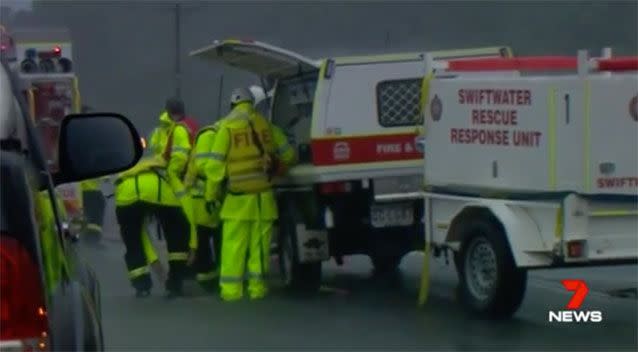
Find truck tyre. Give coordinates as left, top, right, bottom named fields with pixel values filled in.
left=278, top=200, right=322, bottom=293
left=457, top=217, right=527, bottom=319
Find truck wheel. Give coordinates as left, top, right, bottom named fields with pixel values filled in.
left=370, top=255, right=402, bottom=274
left=457, top=218, right=527, bottom=319
left=278, top=206, right=322, bottom=293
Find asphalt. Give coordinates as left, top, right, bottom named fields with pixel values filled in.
left=78, top=202, right=637, bottom=351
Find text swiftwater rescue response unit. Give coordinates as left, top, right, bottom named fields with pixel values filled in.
left=379, top=49, right=638, bottom=319
left=189, top=39, right=512, bottom=290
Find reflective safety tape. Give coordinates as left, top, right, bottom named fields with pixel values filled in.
left=247, top=272, right=265, bottom=280
left=194, top=152, right=226, bottom=161
left=172, top=146, right=190, bottom=155
left=196, top=270, right=219, bottom=281
left=219, top=275, right=243, bottom=283
left=168, top=252, right=189, bottom=261
left=86, top=223, right=102, bottom=232
left=128, top=266, right=150, bottom=279
left=230, top=172, right=267, bottom=181
left=174, top=189, right=188, bottom=198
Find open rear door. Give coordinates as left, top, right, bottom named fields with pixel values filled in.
left=429, top=46, right=513, bottom=60
left=189, top=39, right=320, bottom=79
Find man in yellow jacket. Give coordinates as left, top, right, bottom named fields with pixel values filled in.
left=114, top=98, right=196, bottom=297
left=148, top=111, right=173, bottom=157
left=183, top=122, right=223, bottom=292
left=114, top=156, right=196, bottom=298
left=79, top=177, right=106, bottom=243
left=204, top=87, right=296, bottom=301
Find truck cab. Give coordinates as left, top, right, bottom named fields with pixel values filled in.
left=190, top=39, right=511, bottom=291
left=12, top=28, right=85, bottom=233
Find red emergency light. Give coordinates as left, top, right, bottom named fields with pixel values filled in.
left=442, top=56, right=638, bottom=72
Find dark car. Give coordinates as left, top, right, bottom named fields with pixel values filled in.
left=0, top=60, right=143, bottom=351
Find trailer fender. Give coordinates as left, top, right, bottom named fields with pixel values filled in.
left=446, top=202, right=552, bottom=267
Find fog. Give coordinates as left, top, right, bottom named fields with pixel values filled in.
left=2, top=0, right=636, bottom=133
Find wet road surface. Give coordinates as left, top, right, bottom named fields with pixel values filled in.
left=78, top=233, right=637, bottom=351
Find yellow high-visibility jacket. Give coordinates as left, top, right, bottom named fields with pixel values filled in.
left=204, top=102, right=297, bottom=220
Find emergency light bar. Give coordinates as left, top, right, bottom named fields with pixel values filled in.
left=430, top=49, right=638, bottom=73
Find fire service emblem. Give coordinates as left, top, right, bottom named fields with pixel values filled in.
left=430, top=94, right=442, bottom=121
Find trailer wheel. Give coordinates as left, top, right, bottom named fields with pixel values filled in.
left=278, top=202, right=322, bottom=293
left=457, top=218, right=527, bottom=319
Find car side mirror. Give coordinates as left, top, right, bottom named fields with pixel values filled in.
left=53, top=113, right=143, bottom=184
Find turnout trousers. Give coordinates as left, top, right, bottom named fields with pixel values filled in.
left=219, top=219, right=273, bottom=301
left=115, top=201, right=190, bottom=293
left=193, top=225, right=222, bottom=292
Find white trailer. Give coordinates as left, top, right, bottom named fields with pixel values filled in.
left=378, top=50, right=638, bottom=318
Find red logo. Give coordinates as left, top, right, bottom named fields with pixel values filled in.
left=630, top=95, right=637, bottom=122
left=562, top=279, right=589, bottom=309
left=430, top=95, right=442, bottom=121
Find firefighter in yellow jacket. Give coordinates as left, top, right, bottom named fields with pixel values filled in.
left=183, top=122, right=223, bottom=292
left=204, top=87, right=296, bottom=301
left=148, top=111, right=173, bottom=157
left=114, top=98, right=196, bottom=297
left=79, top=177, right=106, bottom=243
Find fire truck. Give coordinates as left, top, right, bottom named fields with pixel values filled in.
left=190, top=39, right=512, bottom=291
left=377, top=49, right=638, bottom=318
left=4, top=27, right=84, bottom=232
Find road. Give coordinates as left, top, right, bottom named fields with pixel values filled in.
left=76, top=230, right=637, bottom=352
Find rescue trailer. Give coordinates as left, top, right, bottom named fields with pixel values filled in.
left=9, top=28, right=84, bottom=231
left=378, top=49, right=638, bottom=318
left=190, top=39, right=512, bottom=291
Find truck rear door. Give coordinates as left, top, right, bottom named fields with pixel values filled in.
left=190, top=39, right=320, bottom=80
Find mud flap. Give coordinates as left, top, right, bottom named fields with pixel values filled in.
left=294, top=224, right=329, bottom=263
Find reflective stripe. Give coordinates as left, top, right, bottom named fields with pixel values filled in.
left=129, top=266, right=150, bottom=279
left=247, top=272, right=265, bottom=280
left=86, top=223, right=102, bottom=232
left=194, top=152, right=226, bottom=161
left=168, top=252, right=189, bottom=261
left=174, top=189, right=188, bottom=198
left=219, top=275, right=243, bottom=283
left=230, top=172, right=268, bottom=182
left=196, top=270, right=219, bottom=282
left=172, top=146, right=190, bottom=155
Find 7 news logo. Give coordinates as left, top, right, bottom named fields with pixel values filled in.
left=548, top=279, right=604, bottom=323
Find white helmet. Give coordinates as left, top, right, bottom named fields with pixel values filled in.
left=248, top=85, right=267, bottom=106
left=229, top=87, right=254, bottom=105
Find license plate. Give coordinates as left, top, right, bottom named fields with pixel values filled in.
left=370, top=203, right=414, bottom=228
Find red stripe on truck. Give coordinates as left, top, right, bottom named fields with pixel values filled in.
left=311, top=133, right=423, bottom=166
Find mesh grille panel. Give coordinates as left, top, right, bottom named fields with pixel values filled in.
left=376, top=78, right=422, bottom=127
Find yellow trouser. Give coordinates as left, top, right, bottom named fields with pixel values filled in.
left=219, top=219, right=273, bottom=301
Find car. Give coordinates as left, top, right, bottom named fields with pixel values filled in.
left=0, top=58, right=143, bottom=351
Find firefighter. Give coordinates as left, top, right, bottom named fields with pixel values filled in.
left=183, top=121, right=223, bottom=292
left=79, top=177, right=106, bottom=244
left=148, top=111, right=173, bottom=156
left=78, top=106, right=107, bottom=244
left=114, top=156, right=195, bottom=298
left=204, top=87, right=296, bottom=301
left=114, top=99, right=197, bottom=298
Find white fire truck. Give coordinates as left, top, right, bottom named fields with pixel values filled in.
left=7, top=28, right=84, bottom=231
left=190, top=39, right=512, bottom=291
left=378, top=49, right=638, bottom=318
